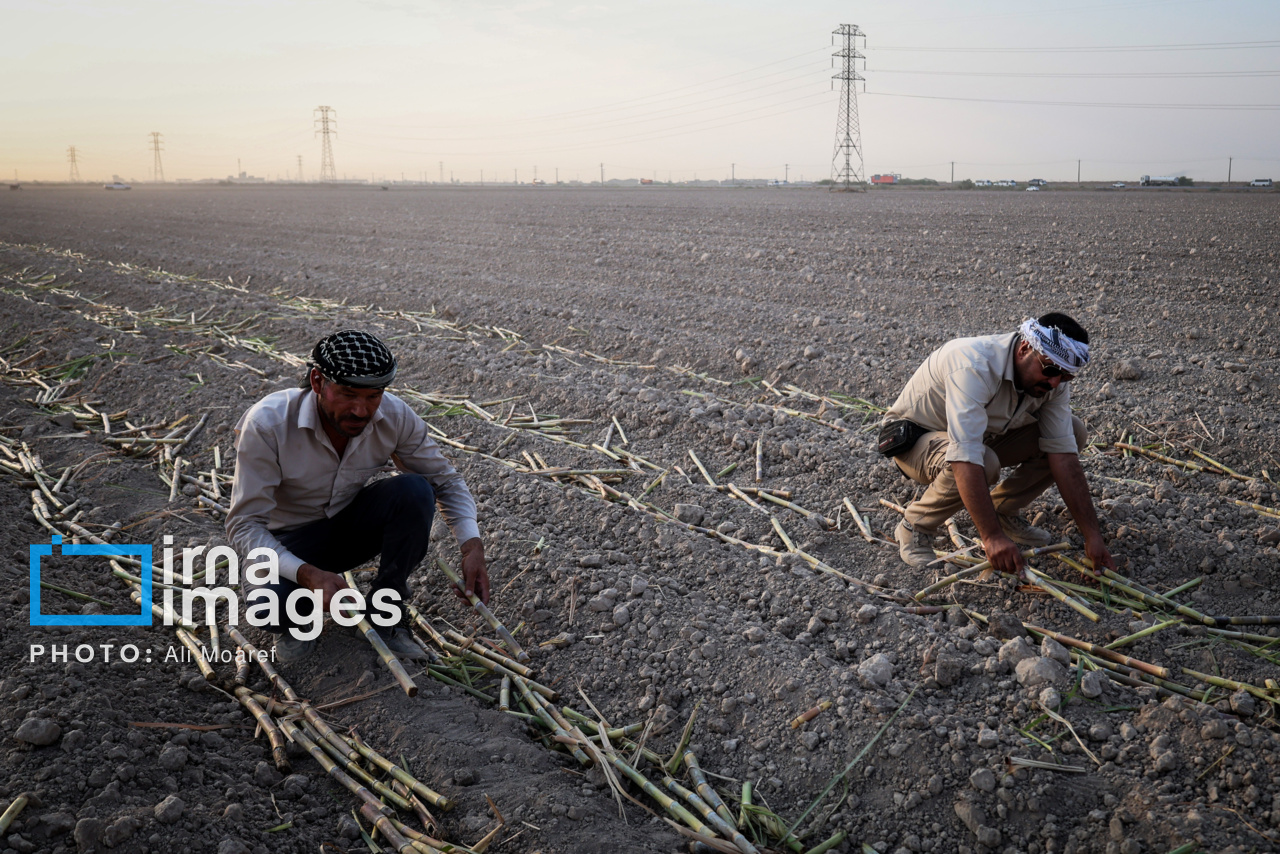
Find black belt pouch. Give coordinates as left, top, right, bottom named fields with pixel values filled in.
left=877, top=420, right=930, bottom=458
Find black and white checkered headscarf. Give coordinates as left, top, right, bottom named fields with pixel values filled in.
left=1018, top=317, right=1090, bottom=374
left=311, top=330, right=397, bottom=389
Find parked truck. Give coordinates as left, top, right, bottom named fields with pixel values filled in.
left=1139, top=175, right=1179, bottom=187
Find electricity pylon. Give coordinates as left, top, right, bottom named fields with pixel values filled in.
left=67, top=146, right=81, bottom=182
left=831, top=24, right=867, bottom=191
left=149, top=132, right=165, bottom=182
left=315, top=106, right=337, bottom=182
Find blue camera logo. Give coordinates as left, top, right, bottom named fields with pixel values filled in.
left=29, top=535, right=153, bottom=626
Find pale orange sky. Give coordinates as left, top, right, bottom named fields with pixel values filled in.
left=4, top=0, right=1278, bottom=183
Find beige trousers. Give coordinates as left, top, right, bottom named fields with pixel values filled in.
left=893, top=417, right=1087, bottom=533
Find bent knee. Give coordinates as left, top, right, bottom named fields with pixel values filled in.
left=1071, top=416, right=1088, bottom=454
left=386, top=474, right=436, bottom=512
left=982, top=447, right=1001, bottom=485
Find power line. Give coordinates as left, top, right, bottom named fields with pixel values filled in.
left=875, top=39, right=1280, bottom=54
left=315, top=106, right=337, bottom=182
left=832, top=23, right=867, bottom=190
left=867, top=91, right=1280, bottom=110
left=871, top=68, right=1280, bottom=79
left=149, top=132, right=164, bottom=183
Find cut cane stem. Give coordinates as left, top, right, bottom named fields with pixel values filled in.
left=234, top=687, right=291, bottom=772
left=436, top=559, right=529, bottom=663
left=341, top=572, right=418, bottom=698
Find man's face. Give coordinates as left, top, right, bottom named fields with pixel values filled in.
left=310, top=371, right=384, bottom=437
left=1014, top=342, right=1067, bottom=398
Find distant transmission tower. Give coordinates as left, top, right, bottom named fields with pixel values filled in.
left=67, top=146, right=81, bottom=182
left=314, top=106, right=337, bottom=182
left=149, top=132, right=165, bottom=182
left=296, top=155, right=304, bottom=182
left=831, top=24, right=867, bottom=191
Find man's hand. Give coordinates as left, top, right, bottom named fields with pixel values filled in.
left=1047, top=452, right=1118, bottom=576
left=952, top=460, right=1026, bottom=574
left=297, top=563, right=349, bottom=611
left=458, top=538, right=490, bottom=605
left=982, top=531, right=1026, bottom=576
left=1084, top=533, right=1117, bottom=574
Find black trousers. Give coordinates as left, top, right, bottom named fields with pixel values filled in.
left=252, top=474, right=435, bottom=634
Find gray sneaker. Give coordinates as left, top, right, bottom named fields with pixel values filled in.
left=274, top=634, right=316, bottom=665
left=379, top=626, right=429, bottom=663
left=895, top=520, right=937, bottom=568
left=998, top=514, right=1052, bottom=546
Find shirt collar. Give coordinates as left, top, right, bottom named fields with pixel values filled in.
left=1000, top=331, right=1019, bottom=384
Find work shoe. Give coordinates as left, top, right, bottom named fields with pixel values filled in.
left=379, top=626, right=429, bottom=663
left=998, top=513, right=1053, bottom=547
left=273, top=634, right=316, bottom=665
left=895, top=520, right=938, bottom=568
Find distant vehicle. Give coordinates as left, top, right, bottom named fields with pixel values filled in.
left=995, top=179, right=1018, bottom=187
left=974, top=180, right=993, bottom=187
left=640, top=178, right=654, bottom=185
left=1139, top=175, right=1179, bottom=187
left=8, top=184, right=19, bottom=191
left=1025, top=186, right=1040, bottom=191
left=1028, top=178, right=1047, bottom=186
left=870, top=173, right=901, bottom=184
left=1112, top=182, right=1126, bottom=188
left=104, top=182, right=131, bottom=190
left=1250, top=178, right=1273, bottom=187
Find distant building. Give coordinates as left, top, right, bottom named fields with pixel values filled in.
left=870, top=173, right=900, bottom=184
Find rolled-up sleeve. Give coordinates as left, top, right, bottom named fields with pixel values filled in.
left=943, top=369, right=993, bottom=466
left=1037, top=390, right=1079, bottom=454
left=394, top=416, right=481, bottom=546
left=225, top=423, right=307, bottom=583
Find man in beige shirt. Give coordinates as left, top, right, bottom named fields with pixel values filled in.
left=227, top=329, right=489, bottom=664
left=883, top=313, right=1115, bottom=577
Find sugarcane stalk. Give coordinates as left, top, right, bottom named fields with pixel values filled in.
left=1233, top=499, right=1280, bottom=518
left=1025, top=624, right=1170, bottom=678
left=755, top=490, right=834, bottom=529
left=278, top=717, right=392, bottom=817
left=770, top=516, right=797, bottom=552
left=235, top=648, right=251, bottom=686
left=1023, top=567, right=1100, bottom=622
left=688, top=449, right=717, bottom=486
left=225, top=626, right=300, bottom=700
left=174, top=627, right=216, bottom=680
left=302, top=721, right=413, bottom=812
left=683, top=751, right=736, bottom=830
left=358, top=801, right=418, bottom=854
left=601, top=746, right=712, bottom=836
left=1180, top=667, right=1279, bottom=706
left=662, top=775, right=759, bottom=854
left=1188, top=449, right=1251, bottom=481
left=562, top=709, right=664, bottom=766
left=436, top=559, right=528, bottom=663
left=1105, top=619, right=1181, bottom=650
left=755, top=434, right=763, bottom=483
left=0, top=796, right=28, bottom=834
left=440, top=627, right=535, bottom=678
left=423, top=665, right=496, bottom=703
left=499, top=676, right=511, bottom=712
left=789, top=700, right=832, bottom=729
left=341, top=572, right=418, bottom=697
left=347, top=731, right=456, bottom=811
left=727, top=483, right=770, bottom=515
left=516, top=680, right=591, bottom=766
left=233, top=687, right=291, bottom=771
left=842, top=497, right=875, bottom=542
left=1162, top=577, right=1203, bottom=598
left=803, top=831, right=847, bottom=854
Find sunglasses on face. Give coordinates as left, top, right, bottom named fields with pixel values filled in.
left=1036, top=354, right=1075, bottom=382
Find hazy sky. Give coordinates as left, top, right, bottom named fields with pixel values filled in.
left=5, top=0, right=1279, bottom=183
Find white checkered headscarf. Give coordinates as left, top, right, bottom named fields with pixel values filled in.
left=311, top=329, right=397, bottom=388
left=1018, top=317, right=1089, bottom=374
